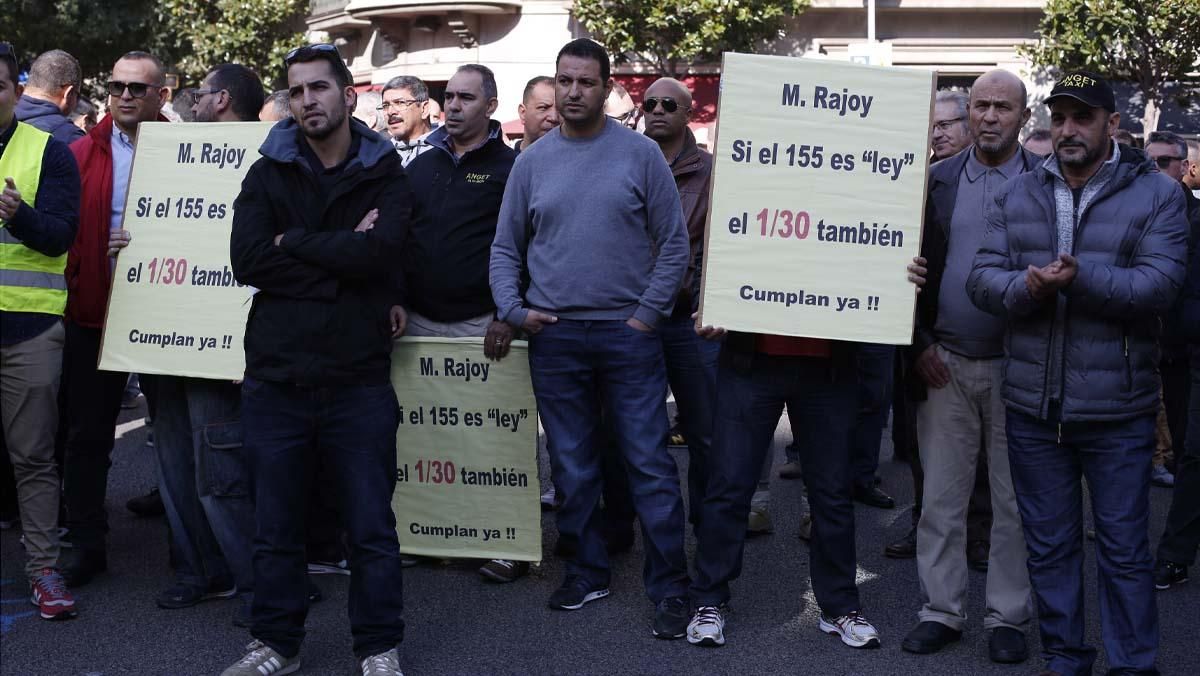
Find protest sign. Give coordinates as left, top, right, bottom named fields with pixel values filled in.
left=390, top=338, right=541, bottom=561
left=698, top=53, right=935, bottom=344
left=99, top=121, right=271, bottom=379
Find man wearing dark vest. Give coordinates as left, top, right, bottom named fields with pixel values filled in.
left=0, top=41, right=81, bottom=620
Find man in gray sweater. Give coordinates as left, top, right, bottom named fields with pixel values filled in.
left=490, top=38, right=691, bottom=639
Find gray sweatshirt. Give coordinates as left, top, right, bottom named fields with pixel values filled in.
left=489, top=118, right=689, bottom=329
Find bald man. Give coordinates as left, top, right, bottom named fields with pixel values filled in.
left=901, top=69, right=1037, bottom=664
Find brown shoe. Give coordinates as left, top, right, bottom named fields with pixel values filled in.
left=884, top=526, right=917, bottom=559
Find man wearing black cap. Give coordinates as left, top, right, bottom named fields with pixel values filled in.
left=968, top=71, right=1189, bottom=676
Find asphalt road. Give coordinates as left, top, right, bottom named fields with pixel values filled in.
left=2, top=401, right=1196, bottom=676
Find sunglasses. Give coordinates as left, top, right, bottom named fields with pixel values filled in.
left=643, top=97, right=682, bottom=114
left=1155, top=155, right=1184, bottom=169
left=107, top=80, right=158, bottom=98
left=284, top=43, right=340, bottom=67
left=0, top=42, right=17, bottom=76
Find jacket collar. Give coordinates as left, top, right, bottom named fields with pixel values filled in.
left=426, top=119, right=502, bottom=162
left=671, top=127, right=705, bottom=176
left=258, top=116, right=396, bottom=170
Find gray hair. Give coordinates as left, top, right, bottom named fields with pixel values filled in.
left=382, top=75, right=428, bottom=102
left=1147, top=131, right=1188, bottom=160
left=266, top=90, right=291, bottom=119
left=455, top=64, right=498, bottom=100
left=935, top=90, right=969, bottom=120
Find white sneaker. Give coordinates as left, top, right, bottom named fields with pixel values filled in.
left=361, top=648, right=403, bottom=676
left=819, top=611, right=881, bottom=649
left=220, top=640, right=299, bottom=676
left=687, top=605, right=726, bottom=647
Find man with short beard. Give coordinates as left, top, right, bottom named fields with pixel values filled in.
left=901, top=69, right=1039, bottom=664
left=380, top=75, right=433, bottom=167
left=969, top=71, right=1189, bottom=676
left=225, top=44, right=411, bottom=676
left=140, top=63, right=263, bottom=622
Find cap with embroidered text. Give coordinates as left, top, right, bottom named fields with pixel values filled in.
left=1045, top=71, right=1116, bottom=112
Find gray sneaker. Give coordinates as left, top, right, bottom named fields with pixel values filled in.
left=221, top=640, right=299, bottom=676
left=361, top=648, right=403, bottom=675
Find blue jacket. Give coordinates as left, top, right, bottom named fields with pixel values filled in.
left=15, top=95, right=85, bottom=146
left=967, top=144, right=1189, bottom=422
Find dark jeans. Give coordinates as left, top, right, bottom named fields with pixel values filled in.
left=1006, top=409, right=1158, bottom=676
left=60, top=321, right=127, bottom=552
left=852, top=344, right=893, bottom=489
left=599, top=315, right=721, bottom=534
left=242, top=377, right=404, bottom=660
left=146, top=375, right=253, bottom=597
left=530, top=319, right=689, bottom=602
left=692, top=352, right=860, bottom=617
left=1157, top=347, right=1200, bottom=566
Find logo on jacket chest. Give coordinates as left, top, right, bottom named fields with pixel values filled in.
left=464, top=172, right=491, bottom=184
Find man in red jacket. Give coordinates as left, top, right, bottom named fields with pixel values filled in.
left=60, top=51, right=169, bottom=586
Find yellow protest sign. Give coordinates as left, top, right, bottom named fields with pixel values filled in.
left=698, top=53, right=935, bottom=344
left=99, top=121, right=271, bottom=379
left=390, top=337, right=541, bottom=561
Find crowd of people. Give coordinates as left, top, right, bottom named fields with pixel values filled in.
left=1, top=34, right=1198, bottom=676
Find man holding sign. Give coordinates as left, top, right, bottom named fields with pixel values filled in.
left=225, top=45, right=410, bottom=676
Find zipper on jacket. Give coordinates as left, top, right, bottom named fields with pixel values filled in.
left=1057, top=422, right=1062, bottom=445
left=1123, top=332, right=1132, bottom=391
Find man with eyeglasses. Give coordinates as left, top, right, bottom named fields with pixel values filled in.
left=490, top=38, right=692, bottom=638
left=931, top=91, right=973, bottom=161
left=0, top=41, right=81, bottom=621
left=59, top=50, right=170, bottom=588
left=380, top=75, right=433, bottom=168
left=223, top=44, right=410, bottom=676
left=605, top=82, right=640, bottom=130
left=135, top=63, right=264, bottom=625
left=968, top=70, right=1188, bottom=676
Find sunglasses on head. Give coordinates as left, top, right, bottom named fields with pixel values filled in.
left=642, top=97, right=682, bottom=113
left=1155, top=155, right=1184, bottom=169
left=284, top=43, right=340, bottom=67
left=0, top=42, right=17, bottom=76
left=107, top=80, right=157, bottom=98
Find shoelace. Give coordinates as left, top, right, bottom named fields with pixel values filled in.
left=37, top=572, right=67, bottom=597
left=363, top=652, right=399, bottom=675
left=694, top=606, right=723, bottom=626
left=236, top=641, right=273, bottom=667
left=840, top=612, right=874, bottom=630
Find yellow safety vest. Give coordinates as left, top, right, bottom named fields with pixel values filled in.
left=0, top=122, right=67, bottom=316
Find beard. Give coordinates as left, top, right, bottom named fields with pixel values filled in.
left=976, top=129, right=1017, bottom=156
left=302, top=106, right=346, bottom=141
left=1056, top=137, right=1105, bottom=168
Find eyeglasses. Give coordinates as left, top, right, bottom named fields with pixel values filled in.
left=607, top=109, right=636, bottom=122
left=1155, top=155, right=1184, bottom=169
left=107, top=80, right=158, bottom=98
left=377, top=98, right=423, bottom=112
left=284, top=43, right=340, bottom=67
left=934, top=117, right=965, bottom=132
left=192, top=88, right=226, bottom=99
left=643, top=97, right=684, bottom=114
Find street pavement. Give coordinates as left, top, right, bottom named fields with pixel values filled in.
left=2, top=400, right=1196, bottom=675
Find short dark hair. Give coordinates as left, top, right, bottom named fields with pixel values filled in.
left=455, top=64, right=497, bottom=100
left=207, top=63, right=266, bottom=122
left=118, top=50, right=166, bottom=85
left=382, top=75, right=428, bottom=101
left=1147, top=130, right=1187, bottom=160
left=266, top=90, right=291, bottom=119
left=70, top=97, right=96, bottom=121
left=556, top=38, right=610, bottom=81
left=1113, top=129, right=1136, bottom=146
left=27, top=49, right=82, bottom=91
left=286, top=47, right=351, bottom=89
left=0, top=44, right=19, bottom=88
left=1026, top=128, right=1051, bottom=142
left=522, top=75, right=553, bottom=103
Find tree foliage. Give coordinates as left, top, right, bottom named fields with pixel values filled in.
left=154, top=0, right=309, bottom=89
left=1020, top=0, right=1200, bottom=132
left=8, top=0, right=159, bottom=84
left=574, top=0, right=810, bottom=77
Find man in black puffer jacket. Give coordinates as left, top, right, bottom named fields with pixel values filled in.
left=968, top=72, right=1189, bottom=676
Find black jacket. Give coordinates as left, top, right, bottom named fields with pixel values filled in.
left=401, top=122, right=516, bottom=322
left=15, top=95, right=85, bottom=146
left=231, top=118, right=412, bottom=386
left=907, top=144, right=1044, bottom=400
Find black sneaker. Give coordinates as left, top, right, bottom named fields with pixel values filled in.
left=548, top=575, right=609, bottom=610
left=126, top=488, right=165, bottom=517
left=157, top=576, right=237, bottom=609
left=1154, top=560, right=1189, bottom=590
left=652, top=596, right=689, bottom=639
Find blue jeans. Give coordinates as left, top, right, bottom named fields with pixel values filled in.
left=529, top=319, right=689, bottom=602
left=1006, top=409, right=1159, bottom=676
left=242, top=377, right=404, bottom=660
left=598, top=315, right=721, bottom=533
left=784, top=343, right=892, bottom=489
left=147, top=375, right=253, bottom=597
left=691, top=352, right=861, bottom=617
